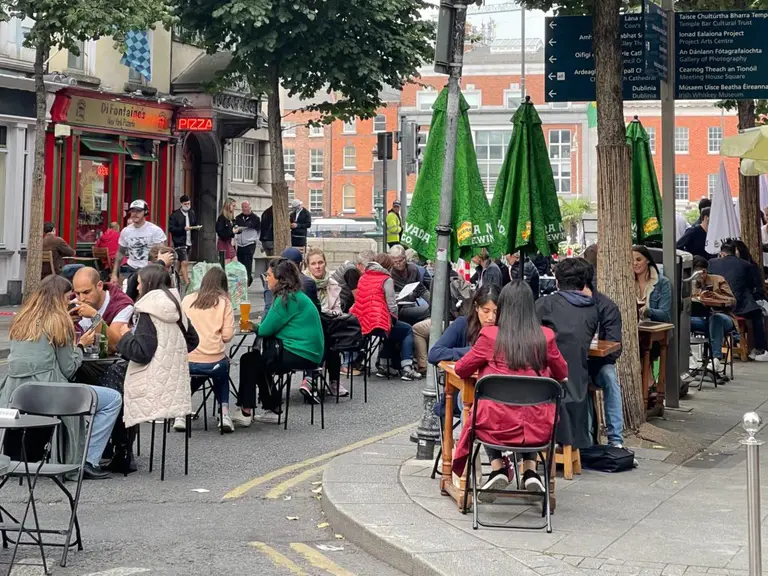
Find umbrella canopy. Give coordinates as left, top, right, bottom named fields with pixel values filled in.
left=402, top=88, right=495, bottom=262
left=721, top=125, right=768, bottom=161
left=489, top=97, right=565, bottom=257
left=706, top=160, right=740, bottom=255
left=627, top=117, right=663, bottom=243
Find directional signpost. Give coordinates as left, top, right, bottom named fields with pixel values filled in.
left=675, top=10, right=768, bottom=100
left=644, top=0, right=669, bottom=81
left=545, top=14, right=660, bottom=102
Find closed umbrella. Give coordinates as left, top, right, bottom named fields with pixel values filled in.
left=490, top=96, right=565, bottom=257
left=706, top=160, right=740, bottom=255
left=627, top=116, right=663, bottom=243
left=402, top=88, right=495, bottom=262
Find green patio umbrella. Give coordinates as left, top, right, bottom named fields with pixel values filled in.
left=402, top=88, right=495, bottom=262
left=490, top=97, right=565, bottom=257
left=627, top=116, right=663, bottom=243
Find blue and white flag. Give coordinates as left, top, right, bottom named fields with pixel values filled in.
left=121, top=30, right=151, bottom=82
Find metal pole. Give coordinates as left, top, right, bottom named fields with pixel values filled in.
left=416, top=0, right=468, bottom=460
left=661, top=0, right=679, bottom=408
left=400, top=116, right=409, bottom=220
left=742, top=412, right=763, bottom=576
left=383, top=153, right=388, bottom=252
left=520, top=6, right=526, bottom=99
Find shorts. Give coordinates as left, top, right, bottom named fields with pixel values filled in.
left=175, top=245, right=190, bottom=262
left=217, top=238, right=236, bottom=260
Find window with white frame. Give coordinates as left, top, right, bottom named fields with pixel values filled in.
left=548, top=129, right=572, bottom=194
left=675, top=174, right=689, bottom=201
left=646, top=126, right=656, bottom=154
left=343, top=146, right=356, bottom=170
left=230, top=139, right=257, bottom=183
left=309, top=124, right=324, bottom=137
left=68, top=40, right=85, bottom=70
left=475, top=130, right=513, bottom=197
left=283, top=148, right=296, bottom=178
left=674, top=127, right=689, bottom=154
left=287, top=181, right=295, bottom=202
left=342, top=184, right=356, bottom=212
left=0, top=126, right=7, bottom=243
left=417, top=91, right=438, bottom=112
left=309, top=188, right=323, bottom=212
left=342, top=119, right=356, bottom=134
left=708, top=173, right=718, bottom=198
left=463, top=91, right=482, bottom=109
left=310, top=149, right=324, bottom=179
left=373, top=115, right=387, bottom=133
left=504, top=84, right=522, bottom=109
left=708, top=126, right=723, bottom=154
left=283, top=123, right=297, bottom=137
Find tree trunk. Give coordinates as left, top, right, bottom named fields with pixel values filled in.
left=737, top=99, right=763, bottom=280
left=593, top=0, right=645, bottom=430
left=22, top=43, right=48, bottom=302
left=267, top=68, right=291, bottom=254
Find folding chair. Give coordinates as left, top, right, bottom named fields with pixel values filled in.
left=464, top=375, right=562, bottom=533
left=0, top=382, right=97, bottom=567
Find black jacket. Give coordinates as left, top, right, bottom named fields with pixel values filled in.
left=500, top=258, right=540, bottom=299
left=709, top=256, right=762, bottom=315
left=588, top=290, right=623, bottom=372
left=261, top=207, right=274, bottom=242
left=676, top=224, right=710, bottom=260
left=168, top=208, right=197, bottom=248
left=290, top=208, right=312, bottom=247
left=215, top=215, right=235, bottom=241
left=234, top=212, right=260, bottom=235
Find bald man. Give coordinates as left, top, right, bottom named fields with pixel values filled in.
left=72, top=267, right=134, bottom=351
left=235, top=201, right=260, bottom=286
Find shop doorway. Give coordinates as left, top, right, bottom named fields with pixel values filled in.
left=181, top=133, right=220, bottom=263
left=124, top=163, right=146, bottom=227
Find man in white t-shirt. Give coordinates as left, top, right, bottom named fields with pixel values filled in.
left=111, top=199, right=167, bottom=283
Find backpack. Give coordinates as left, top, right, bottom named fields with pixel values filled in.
left=579, top=445, right=635, bottom=473
left=321, top=312, right=363, bottom=352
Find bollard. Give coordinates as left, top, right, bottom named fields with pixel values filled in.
left=742, top=412, right=763, bottom=576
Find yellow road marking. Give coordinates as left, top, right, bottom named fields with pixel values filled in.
left=290, top=542, right=357, bottom=576
left=223, top=422, right=415, bottom=500
left=249, top=542, right=308, bottom=575
left=265, top=465, right=327, bottom=499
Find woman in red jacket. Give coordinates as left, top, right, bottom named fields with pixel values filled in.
left=453, top=280, right=568, bottom=499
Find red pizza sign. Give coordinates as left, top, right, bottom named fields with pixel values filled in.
left=177, top=117, right=214, bottom=132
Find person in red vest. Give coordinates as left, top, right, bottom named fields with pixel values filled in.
left=351, top=253, right=421, bottom=381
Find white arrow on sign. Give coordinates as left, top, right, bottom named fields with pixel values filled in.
left=548, top=38, right=557, bottom=47
left=548, top=72, right=557, bottom=80
left=548, top=55, right=557, bottom=64
left=549, top=20, right=557, bottom=29
left=548, top=90, right=557, bottom=99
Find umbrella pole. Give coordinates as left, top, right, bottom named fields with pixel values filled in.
left=416, top=0, right=468, bottom=461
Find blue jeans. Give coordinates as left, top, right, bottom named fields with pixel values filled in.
left=189, top=358, right=230, bottom=406
left=87, top=386, right=122, bottom=467
left=388, top=321, right=415, bottom=368
left=593, top=363, right=623, bottom=446
left=691, top=314, right=734, bottom=360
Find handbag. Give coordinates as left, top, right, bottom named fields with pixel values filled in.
left=99, top=360, right=128, bottom=394
left=580, top=445, right=635, bottom=473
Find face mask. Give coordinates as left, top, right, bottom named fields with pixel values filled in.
left=181, top=206, right=190, bottom=213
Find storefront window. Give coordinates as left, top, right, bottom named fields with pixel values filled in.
left=77, top=159, right=109, bottom=243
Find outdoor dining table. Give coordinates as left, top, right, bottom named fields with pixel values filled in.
left=638, top=321, right=674, bottom=417
left=437, top=340, right=621, bottom=513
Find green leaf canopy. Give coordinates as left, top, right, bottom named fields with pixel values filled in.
left=402, top=88, right=495, bottom=262
left=490, top=98, right=566, bottom=258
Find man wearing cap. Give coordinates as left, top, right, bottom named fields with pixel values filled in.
left=111, top=199, right=167, bottom=283
left=386, top=200, right=402, bottom=248
left=289, top=199, right=312, bottom=250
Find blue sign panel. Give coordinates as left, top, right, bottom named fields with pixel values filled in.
left=675, top=10, right=768, bottom=100
left=545, top=15, right=660, bottom=103
left=644, top=0, right=668, bottom=81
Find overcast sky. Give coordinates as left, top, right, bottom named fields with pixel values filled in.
left=424, top=2, right=548, bottom=41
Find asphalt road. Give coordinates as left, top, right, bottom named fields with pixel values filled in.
left=0, top=358, right=425, bottom=576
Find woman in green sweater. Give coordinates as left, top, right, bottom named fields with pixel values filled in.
left=242, top=258, right=325, bottom=424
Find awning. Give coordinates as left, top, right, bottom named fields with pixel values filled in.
left=126, top=144, right=157, bottom=162
left=81, top=138, right=128, bottom=155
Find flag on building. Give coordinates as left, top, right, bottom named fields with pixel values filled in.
left=121, top=31, right=151, bottom=82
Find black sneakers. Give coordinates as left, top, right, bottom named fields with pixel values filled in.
left=478, top=468, right=511, bottom=503
left=523, top=469, right=545, bottom=493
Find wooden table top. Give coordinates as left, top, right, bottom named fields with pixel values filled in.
left=64, top=256, right=100, bottom=263
left=589, top=340, right=622, bottom=357
left=638, top=321, right=674, bottom=333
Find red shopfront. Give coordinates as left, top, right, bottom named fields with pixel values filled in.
left=45, top=90, right=177, bottom=249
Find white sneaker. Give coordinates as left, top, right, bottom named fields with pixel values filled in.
left=712, top=358, right=723, bottom=373
left=172, top=417, right=186, bottom=432
left=750, top=349, right=758, bottom=360
left=219, top=413, right=235, bottom=433
left=230, top=407, right=253, bottom=428
left=253, top=409, right=280, bottom=424
left=753, top=351, right=768, bottom=362
left=689, top=356, right=701, bottom=371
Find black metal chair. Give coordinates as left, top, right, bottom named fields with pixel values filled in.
left=463, top=375, right=562, bottom=533
left=0, top=382, right=97, bottom=567
left=689, top=331, right=721, bottom=390
left=148, top=413, right=191, bottom=481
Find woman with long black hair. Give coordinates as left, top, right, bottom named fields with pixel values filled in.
left=451, top=281, right=568, bottom=500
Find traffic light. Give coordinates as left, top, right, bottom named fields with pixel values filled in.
left=434, top=1, right=455, bottom=75
left=414, top=124, right=426, bottom=170
left=377, top=132, right=393, bottom=161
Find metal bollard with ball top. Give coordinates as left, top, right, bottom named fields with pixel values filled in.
left=743, top=411, right=763, bottom=576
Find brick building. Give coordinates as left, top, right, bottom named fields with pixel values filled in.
left=282, top=39, right=740, bottom=220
